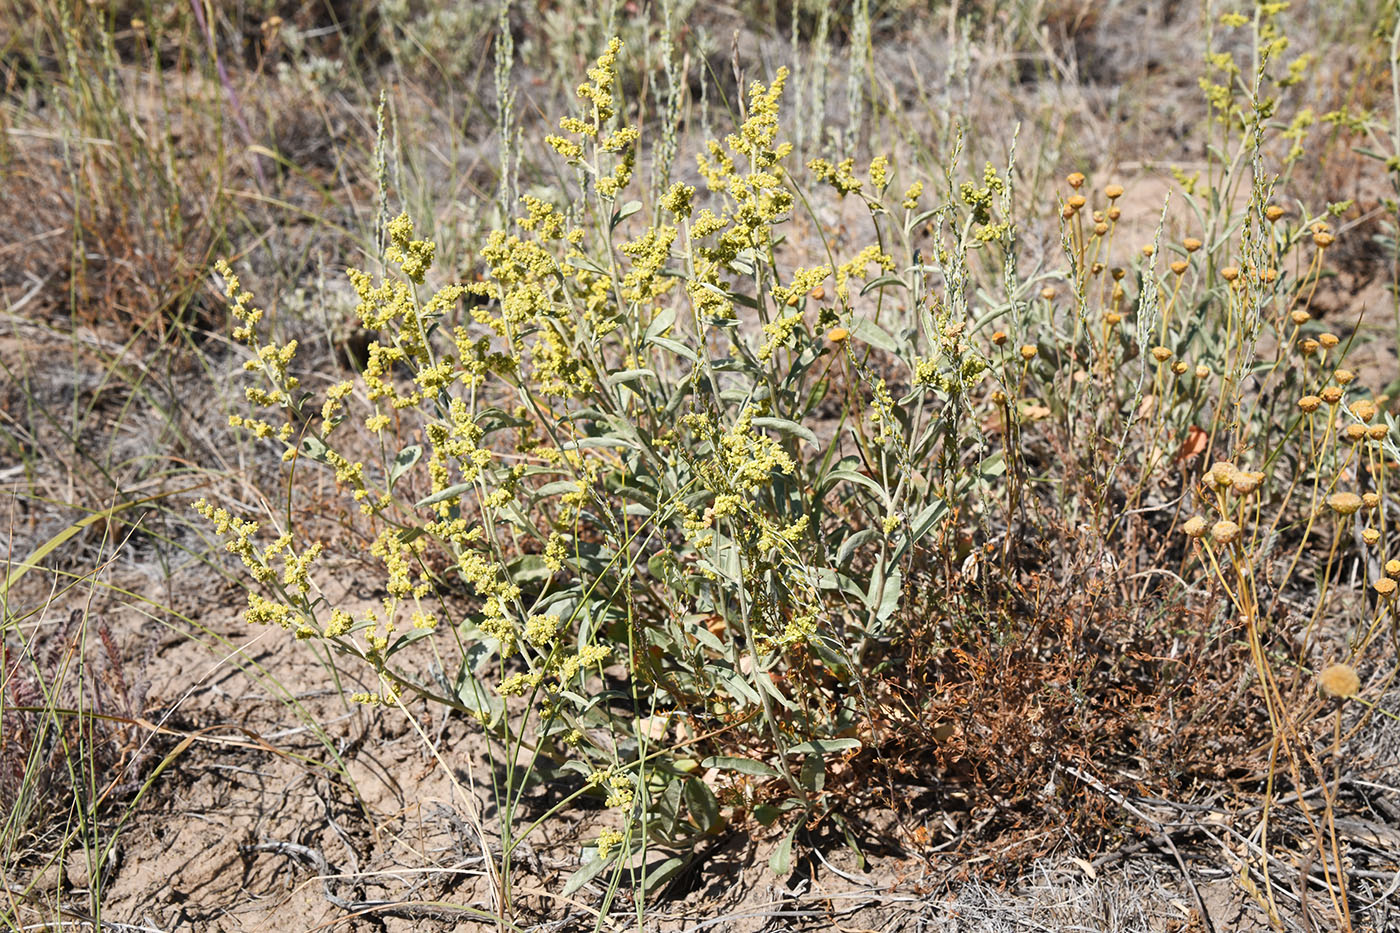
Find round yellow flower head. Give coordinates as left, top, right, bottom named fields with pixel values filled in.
left=1374, top=577, right=1397, bottom=597
left=1350, top=399, right=1377, bottom=423
left=1210, top=520, right=1241, bottom=545
left=1209, top=461, right=1237, bottom=489
left=1318, top=663, right=1360, bottom=699
left=1105, top=183, right=1124, bottom=200
left=1327, top=492, right=1363, bottom=516
left=1067, top=172, right=1085, bottom=189
left=1182, top=516, right=1208, bottom=538
left=827, top=327, right=849, bottom=343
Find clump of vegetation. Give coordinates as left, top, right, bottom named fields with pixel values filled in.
left=6, top=0, right=1400, bottom=929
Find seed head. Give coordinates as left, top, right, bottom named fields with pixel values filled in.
left=1314, top=231, right=1334, bottom=248
left=1105, top=312, right=1122, bottom=326
left=1172, top=360, right=1189, bottom=375
left=1321, top=386, right=1344, bottom=405
left=1386, top=559, right=1400, bottom=577
left=1368, top=424, right=1389, bottom=441
left=1319, top=333, right=1340, bottom=349
left=1346, top=423, right=1369, bottom=443
left=1194, top=363, right=1209, bottom=379
left=1152, top=346, right=1173, bottom=362
left=1265, top=205, right=1285, bottom=222
left=1061, top=204, right=1075, bottom=220
left=1300, top=339, right=1319, bottom=356
left=1067, top=172, right=1085, bottom=189
left=1376, top=577, right=1397, bottom=597
left=992, top=330, right=1008, bottom=345
left=1107, top=206, right=1121, bottom=221
left=1105, top=183, right=1124, bottom=200
left=1091, top=262, right=1105, bottom=276
left=1298, top=395, right=1322, bottom=413
left=1068, top=194, right=1087, bottom=210
left=1319, top=663, right=1360, bottom=699
left=1327, top=492, right=1363, bottom=515
left=1311, top=221, right=1331, bottom=234
left=1335, top=369, right=1356, bottom=385
left=1040, top=286, right=1056, bottom=300
left=1221, top=266, right=1240, bottom=282
left=1111, top=267, right=1126, bottom=281
left=1184, top=237, right=1203, bottom=252
left=1290, top=310, right=1311, bottom=325
left=1363, top=492, right=1380, bottom=509
left=1363, top=528, right=1381, bottom=546
left=1020, top=345, right=1038, bottom=361
left=1183, top=516, right=1209, bottom=538
left=1210, top=520, right=1242, bottom=545
left=1094, top=222, right=1110, bottom=237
